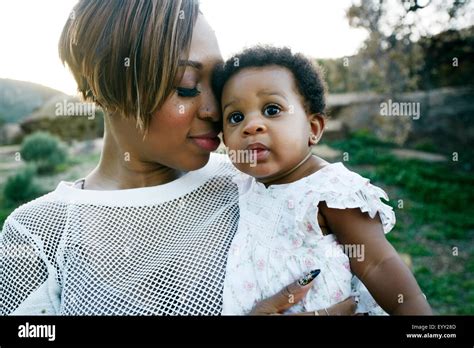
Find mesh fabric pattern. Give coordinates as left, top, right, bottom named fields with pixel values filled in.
left=1, top=154, right=239, bottom=315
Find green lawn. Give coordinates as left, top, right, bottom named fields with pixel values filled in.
left=325, top=132, right=474, bottom=314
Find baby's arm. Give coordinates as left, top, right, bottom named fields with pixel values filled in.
left=319, top=202, right=433, bottom=315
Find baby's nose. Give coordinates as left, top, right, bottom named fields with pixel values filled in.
left=243, top=120, right=267, bottom=135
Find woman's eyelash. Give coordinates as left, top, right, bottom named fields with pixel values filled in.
left=176, top=87, right=201, bottom=97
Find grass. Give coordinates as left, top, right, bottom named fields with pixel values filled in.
left=0, top=150, right=100, bottom=226
left=325, top=131, right=474, bottom=314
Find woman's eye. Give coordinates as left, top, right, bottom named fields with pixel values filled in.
left=176, top=87, right=201, bottom=97
left=263, top=105, right=281, bottom=117
left=228, top=112, right=244, bottom=125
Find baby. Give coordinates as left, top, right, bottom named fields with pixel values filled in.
left=212, top=46, right=432, bottom=315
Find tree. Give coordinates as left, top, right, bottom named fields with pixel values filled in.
left=346, top=0, right=473, bottom=92
left=20, top=132, right=68, bottom=174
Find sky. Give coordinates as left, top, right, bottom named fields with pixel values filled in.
left=1, top=0, right=472, bottom=95
left=0, top=0, right=368, bottom=95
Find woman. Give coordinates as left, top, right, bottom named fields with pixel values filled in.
left=0, top=0, right=355, bottom=315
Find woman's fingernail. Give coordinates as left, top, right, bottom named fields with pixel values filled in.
left=297, top=269, right=321, bottom=286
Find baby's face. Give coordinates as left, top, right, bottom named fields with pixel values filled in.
left=221, top=66, right=313, bottom=180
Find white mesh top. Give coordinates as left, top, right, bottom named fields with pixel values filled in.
left=1, top=153, right=240, bottom=315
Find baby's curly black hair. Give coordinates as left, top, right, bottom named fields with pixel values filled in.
left=212, top=45, right=327, bottom=116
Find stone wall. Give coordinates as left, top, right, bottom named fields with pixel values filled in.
left=327, top=86, right=474, bottom=152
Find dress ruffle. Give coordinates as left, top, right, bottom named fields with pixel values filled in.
left=312, top=164, right=396, bottom=234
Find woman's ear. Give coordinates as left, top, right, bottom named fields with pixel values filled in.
left=308, top=113, right=325, bottom=146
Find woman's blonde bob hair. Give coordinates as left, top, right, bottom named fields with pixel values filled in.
left=59, top=0, right=200, bottom=131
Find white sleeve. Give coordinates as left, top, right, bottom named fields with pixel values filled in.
left=317, top=167, right=396, bottom=234
left=1, top=217, right=60, bottom=315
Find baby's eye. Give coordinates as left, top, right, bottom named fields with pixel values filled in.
left=263, top=104, right=281, bottom=117
left=228, top=112, right=244, bottom=125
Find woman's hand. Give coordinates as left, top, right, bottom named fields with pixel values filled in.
left=248, top=276, right=357, bottom=316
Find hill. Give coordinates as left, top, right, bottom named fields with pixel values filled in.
left=0, top=78, right=67, bottom=124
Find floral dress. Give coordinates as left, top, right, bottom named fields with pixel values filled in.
left=222, top=162, right=396, bottom=315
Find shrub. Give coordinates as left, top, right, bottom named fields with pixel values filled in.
left=20, top=132, right=68, bottom=174
left=3, top=166, right=42, bottom=206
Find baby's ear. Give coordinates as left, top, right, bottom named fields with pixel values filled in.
left=308, top=113, right=325, bottom=145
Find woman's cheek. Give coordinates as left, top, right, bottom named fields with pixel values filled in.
left=150, top=98, right=198, bottom=137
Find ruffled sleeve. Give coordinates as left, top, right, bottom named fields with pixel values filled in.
left=316, top=163, right=396, bottom=234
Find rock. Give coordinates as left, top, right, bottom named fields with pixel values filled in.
left=391, top=149, right=447, bottom=162
left=323, top=119, right=347, bottom=141
left=312, top=144, right=342, bottom=161
left=70, top=138, right=104, bottom=156
left=0, top=144, right=20, bottom=156
left=407, top=87, right=474, bottom=156
left=0, top=123, right=24, bottom=145
left=327, top=86, right=474, bottom=152
left=328, top=92, right=414, bottom=145
left=20, top=95, right=104, bottom=142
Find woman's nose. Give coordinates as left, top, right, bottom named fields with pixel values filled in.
left=243, top=119, right=267, bottom=136
left=198, top=89, right=220, bottom=123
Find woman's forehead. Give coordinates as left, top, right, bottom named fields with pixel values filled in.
left=188, top=14, right=223, bottom=68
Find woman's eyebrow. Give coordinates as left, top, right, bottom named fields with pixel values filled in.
left=178, top=59, right=203, bottom=69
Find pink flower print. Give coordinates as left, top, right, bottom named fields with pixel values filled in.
left=343, top=261, right=351, bottom=271
left=306, top=222, right=314, bottom=233
left=256, top=259, right=265, bottom=271
left=304, top=258, right=315, bottom=268
left=333, top=290, right=343, bottom=302
left=287, top=199, right=295, bottom=209
left=243, top=281, right=255, bottom=291
left=291, top=236, right=303, bottom=248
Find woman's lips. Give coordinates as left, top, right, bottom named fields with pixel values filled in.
left=190, top=133, right=221, bottom=152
